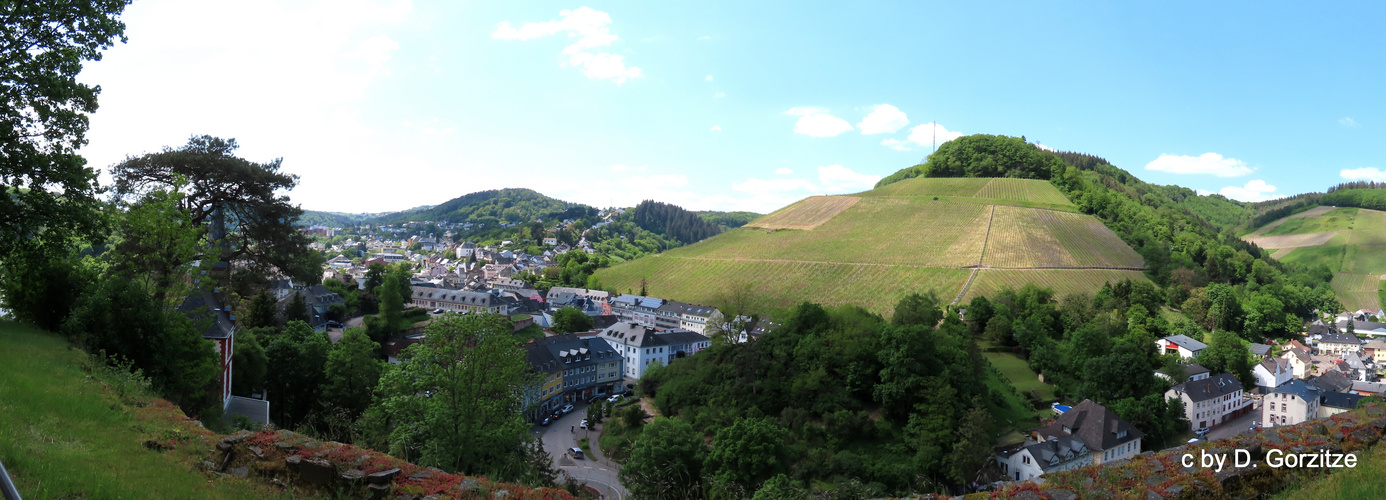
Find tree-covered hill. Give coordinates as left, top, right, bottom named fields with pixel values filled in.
left=874, top=134, right=1064, bottom=187
left=366, top=188, right=590, bottom=226
left=625, top=200, right=723, bottom=245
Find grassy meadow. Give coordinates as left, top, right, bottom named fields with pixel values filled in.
left=0, top=321, right=301, bottom=500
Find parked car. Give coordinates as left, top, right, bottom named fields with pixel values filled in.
left=560, top=404, right=575, bottom=415
left=432, top=308, right=444, bottom=314
left=580, top=419, right=588, bottom=430
left=539, top=416, right=552, bottom=426
left=568, top=447, right=584, bottom=460
left=324, top=321, right=344, bottom=329
left=607, top=394, right=623, bottom=403
left=1194, top=427, right=1210, bottom=437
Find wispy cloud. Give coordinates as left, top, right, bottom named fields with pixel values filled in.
left=881, top=138, right=910, bottom=151
left=1340, top=117, right=1359, bottom=128
left=1341, top=167, right=1386, bottom=182
left=710, top=125, right=722, bottom=131
left=906, top=122, right=962, bottom=148
left=1219, top=179, right=1279, bottom=202
left=857, top=104, right=909, bottom=134
left=784, top=107, right=853, bottom=137
left=492, top=7, right=642, bottom=84
left=1145, top=153, right=1253, bottom=177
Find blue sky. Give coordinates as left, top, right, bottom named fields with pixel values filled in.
left=79, top=1, right=1386, bottom=214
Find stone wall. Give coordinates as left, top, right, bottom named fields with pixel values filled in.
left=203, top=428, right=583, bottom=499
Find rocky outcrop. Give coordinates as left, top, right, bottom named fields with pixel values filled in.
left=201, top=429, right=582, bottom=499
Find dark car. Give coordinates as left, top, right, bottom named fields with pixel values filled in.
left=539, top=416, right=552, bottom=426
left=324, top=321, right=344, bottom=329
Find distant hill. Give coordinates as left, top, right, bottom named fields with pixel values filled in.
left=365, top=188, right=589, bottom=226
left=1242, top=205, right=1386, bottom=310
left=596, top=173, right=1147, bottom=316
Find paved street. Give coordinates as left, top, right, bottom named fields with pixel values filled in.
left=535, top=402, right=627, bottom=500
left=1207, top=401, right=1261, bottom=442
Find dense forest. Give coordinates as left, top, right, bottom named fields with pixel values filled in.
left=624, top=200, right=723, bottom=245
left=1320, top=186, right=1386, bottom=212
left=875, top=134, right=1064, bottom=187
left=636, top=294, right=994, bottom=497
left=697, top=210, right=759, bottom=229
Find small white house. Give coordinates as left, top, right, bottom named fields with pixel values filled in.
left=1156, top=334, right=1207, bottom=359
left=1254, top=358, right=1293, bottom=390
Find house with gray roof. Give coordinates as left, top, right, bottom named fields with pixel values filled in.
left=1156, top=334, right=1206, bottom=359
left=611, top=294, right=664, bottom=327
left=995, top=434, right=1091, bottom=482
left=598, top=321, right=711, bottom=379
left=1165, top=373, right=1252, bottom=431
left=1264, top=379, right=1321, bottom=427
left=410, top=286, right=502, bottom=315
left=1317, top=391, right=1366, bottom=419
left=1030, top=399, right=1144, bottom=466
left=1318, top=331, right=1363, bottom=355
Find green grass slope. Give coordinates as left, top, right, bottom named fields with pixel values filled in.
left=595, top=178, right=1146, bottom=315
left=0, top=321, right=300, bottom=500
left=1247, top=206, right=1386, bottom=310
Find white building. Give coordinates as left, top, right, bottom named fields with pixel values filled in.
left=1253, top=358, right=1293, bottom=391
left=1156, top=334, right=1207, bottom=359
left=1165, top=373, right=1252, bottom=431
left=598, top=322, right=711, bottom=379
left=1264, top=379, right=1321, bottom=427
left=998, top=399, right=1143, bottom=483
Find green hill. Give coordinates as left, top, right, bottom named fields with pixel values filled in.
left=1244, top=205, right=1386, bottom=310
left=595, top=176, right=1147, bottom=315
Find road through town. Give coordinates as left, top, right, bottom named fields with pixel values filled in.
left=536, top=402, right=627, bottom=500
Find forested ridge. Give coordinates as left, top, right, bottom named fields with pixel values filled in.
left=624, top=200, right=722, bottom=245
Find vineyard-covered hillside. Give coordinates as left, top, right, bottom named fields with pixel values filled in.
left=594, top=177, right=1146, bottom=316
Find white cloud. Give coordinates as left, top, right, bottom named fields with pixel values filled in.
left=1145, top=153, right=1253, bottom=177
left=696, top=35, right=710, bottom=41
left=784, top=108, right=852, bottom=137
left=609, top=164, right=631, bottom=172
left=565, top=52, right=642, bottom=83
left=775, top=168, right=793, bottom=175
left=705, top=75, right=713, bottom=81
left=1196, top=189, right=1213, bottom=196
left=1219, top=179, right=1279, bottom=202
left=710, top=125, right=722, bottom=131
left=1341, top=167, right=1386, bottom=182
left=1340, top=117, right=1359, bottom=128
left=856, top=104, right=909, bottom=134
left=818, top=165, right=880, bottom=192
left=881, top=138, right=910, bottom=151
left=712, top=91, right=725, bottom=98
left=906, top=122, right=963, bottom=147
left=492, top=7, right=641, bottom=84
left=1035, top=143, right=1056, bottom=152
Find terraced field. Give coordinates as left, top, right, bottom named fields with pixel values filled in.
left=1248, top=206, right=1386, bottom=309
left=859, top=176, right=1075, bottom=209
left=1331, top=273, right=1385, bottom=312
left=595, top=177, right=1147, bottom=316
left=962, top=269, right=1150, bottom=302
left=745, top=195, right=860, bottom=230
left=981, top=206, right=1143, bottom=269
left=595, top=255, right=971, bottom=316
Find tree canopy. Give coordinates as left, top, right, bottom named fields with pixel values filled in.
left=0, top=0, right=129, bottom=256
left=875, top=134, right=1063, bottom=187
left=110, top=136, right=319, bottom=283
